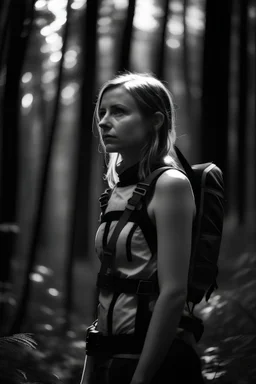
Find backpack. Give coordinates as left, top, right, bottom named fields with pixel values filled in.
left=173, top=146, right=225, bottom=307
left=97, top=145, right=225, bottom=341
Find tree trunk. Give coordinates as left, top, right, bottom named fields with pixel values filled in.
left=0, top=0, right=36, bottom=335
left=65, top=0, right=99, bottom=327
left=9, top=0, right=72, bottom=335
left=237, top=0, right=249, bottom=224
left=0, top=0, right=12, bottom=76
left=118, top=0, right=136, bottom=72
left=155, top=0, right=170, bottom=79
left=200, top=0, right=232, bottom=208
left=182, top=0, right=193, bottom=123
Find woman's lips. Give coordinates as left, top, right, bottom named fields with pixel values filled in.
left=103, top=135, right=116, bottom=141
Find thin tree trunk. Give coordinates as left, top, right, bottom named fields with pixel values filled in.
left=65, top=0, right=99, bottom=328
left=0, top=0, right=12, bottom=76
left=9, top=0, right=72, bottom=335
left=200, top=0, right=232, bottom=202
left=237, top=0, right=249, bottom=224
left=182, top=0, right=192, bottom=123
left=155, top=0, right=170, bottom=79
left=0, top=0, right=36, bottom=336
left=118, top=0, right=136, bottom=72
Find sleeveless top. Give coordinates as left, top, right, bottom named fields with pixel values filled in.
left=95, top=162, right=196, bottom=346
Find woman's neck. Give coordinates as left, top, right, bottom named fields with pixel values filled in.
left=117, top=160, right=139, bottom=174
left=117, top=155, right=141, bottom=173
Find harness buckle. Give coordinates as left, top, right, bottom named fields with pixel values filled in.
left=127, top=185, right=149, bottom=210
left=86, top=327, right=101, bottom=355
left=126, top=203, right=136, bottom=211
left=134, top=184, right=148, bottom=196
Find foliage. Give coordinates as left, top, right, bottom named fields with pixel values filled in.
left=0, top=333, right=61, bottom=384
left=197, top=242, right=256, bottom=384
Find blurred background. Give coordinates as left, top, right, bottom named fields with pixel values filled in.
left=0, top=0, right=255, bottom=383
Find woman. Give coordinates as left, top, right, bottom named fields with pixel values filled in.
left=85, top=72, right=205, bottom=384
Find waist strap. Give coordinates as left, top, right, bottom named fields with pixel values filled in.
left=86, top=332, right=144, bottom=355
left=96, top=274, right=204, bottom=342
left=86, top=315, right=203, bottom=356
left=86, top=315, right=204, bottom=356
left=97, top=273, right=159, bottom=295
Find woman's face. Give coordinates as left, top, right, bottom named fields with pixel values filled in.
left=98, top=85, right=151, bottom=160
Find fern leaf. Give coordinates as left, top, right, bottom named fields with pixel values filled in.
left=0, top=333, right=37, bottom=350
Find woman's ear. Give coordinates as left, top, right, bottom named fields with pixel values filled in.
left=153, top=111, right=164, bottom=131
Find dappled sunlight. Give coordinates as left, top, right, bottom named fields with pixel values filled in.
left=71, top=0, right=87, bottom=11
left=35, top=0, right=47, bottom=11
left=61, top=82, right=80, bottom=105
left=40, top=305, right=54, bottom=315
left=199, top=294, right=229, bottom=320
left=167, top=18, right=184, bottom=35
left=22, top=93, right=34, bottom=109
left=47, top=0, right=68, bottom=18
left=30, top=272, right=44, bottom=283
left=22, top=72, right=33, bottom=83
left=49, top=51, right=63, bottom=63
left=42, top=70, right=56, bottom=83
left=201, top=345, right=225, bottom=381
left=48, top=288, right=60, bottom=297
left=112, top=0, right=129, bottom=11
left=166, top=38, right=180, bottom=49
left=133, top=0, right=159, bottom=32
left=186, top=5, right=205, bottom=32
left=35, top=265, right=53, bottom=276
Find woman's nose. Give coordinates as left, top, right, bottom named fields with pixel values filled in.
left=98, top=115, right=111, bottom=130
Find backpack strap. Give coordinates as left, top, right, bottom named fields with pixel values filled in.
left=99, top=188, right=112, bottom=215
left=174, top=145, right=195, bottom=188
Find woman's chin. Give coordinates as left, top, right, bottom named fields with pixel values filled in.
left=104, top=144, right=118, bottom=152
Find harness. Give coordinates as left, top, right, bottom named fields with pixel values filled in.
left=98, top=179, right=159, bottom=342
left=88, top=167, right=203, bottom=355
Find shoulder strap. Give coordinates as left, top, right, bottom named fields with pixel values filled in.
left=174, top=145, right=195, bottom=188
left=99, top=188, right=112, bottom=214
left=99, top=166, right=175, bottom=276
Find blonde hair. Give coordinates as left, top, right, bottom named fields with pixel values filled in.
left=93, top=72, right=178, bottom=188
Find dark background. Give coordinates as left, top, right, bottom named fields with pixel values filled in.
left=0, top=0, right=255, bottom=383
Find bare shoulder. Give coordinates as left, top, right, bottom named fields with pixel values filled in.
left=155, top=168, right=192, bottom=198
left=147, top=168, right=195, bottom=224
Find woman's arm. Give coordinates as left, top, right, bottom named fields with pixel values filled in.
left=130, top=169, right=195, bottom=384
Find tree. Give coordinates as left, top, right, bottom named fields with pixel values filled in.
left=9, top=0, right=73, bottom=334
left=200, top=0, right=232, bottom=204
left=0, top=0, right=36, bottom=335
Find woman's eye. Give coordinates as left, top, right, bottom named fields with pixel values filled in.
left=113, top=106, right=124, bottom=115
left=98, top=110, right=105, bottom=119
left=98, top=106, right=125, bottom=120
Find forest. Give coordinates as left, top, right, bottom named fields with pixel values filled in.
left=0, top=0, right=255, bottom=383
